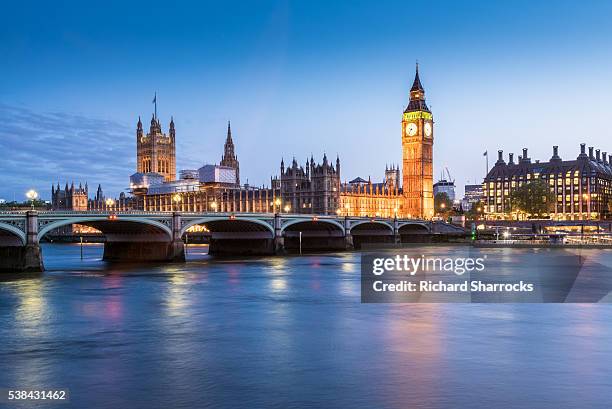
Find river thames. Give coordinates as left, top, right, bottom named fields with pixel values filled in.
left=1, top=244, right=612, bottom=408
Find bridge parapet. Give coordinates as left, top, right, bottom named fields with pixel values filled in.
left=0, top=211, right=448, bottom=271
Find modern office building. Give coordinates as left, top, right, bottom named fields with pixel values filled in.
left=433, top=179, right=456, bottom=202
left=462, top=184, right=484, bottom=210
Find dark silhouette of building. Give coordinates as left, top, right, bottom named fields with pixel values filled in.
left=274, top=154, right=341, bottom=215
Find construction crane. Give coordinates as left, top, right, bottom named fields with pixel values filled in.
left=445, top=167, right=455, bottom=183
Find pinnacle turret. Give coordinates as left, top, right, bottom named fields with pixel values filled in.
left=220, top=120, right=240, bottom=186
left=410, top=61, right=424, bottom=93
left=405, top=62, right=430, bottom=113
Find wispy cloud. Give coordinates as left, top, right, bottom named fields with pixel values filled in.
left=0, top=103, right=133, bottom=201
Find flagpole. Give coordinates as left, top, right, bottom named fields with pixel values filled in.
left=154, top=92, right=157, bottom=120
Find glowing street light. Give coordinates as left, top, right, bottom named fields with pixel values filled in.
left=26, top=189, right=38, bottom=209
left=105, top=198, right=115, bottom=210
left=210, top=201, right=218, bottom=212
left=273, top=197, right=282, bottom=213
left=283, top=204, right=291, bottom=213
left=172, top=193, right=182, bottom=212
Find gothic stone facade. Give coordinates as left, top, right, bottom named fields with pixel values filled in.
left=52, top=182, right=89, bottom=211
left=136, top=115, right=176, bottom=182
left=276, top=155, right=341, bottom=215
left=339, top=169, right=403, bottom=218
left=219, top=121, right=240, bottom=186
left=401, top=65, right=434, bottom=219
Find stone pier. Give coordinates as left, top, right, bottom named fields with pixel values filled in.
left=0, top=211, right=43, bottom=273
left=344, top=217, right=354, bottom=250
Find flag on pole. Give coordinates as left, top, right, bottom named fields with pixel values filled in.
left=483, top=151, right=488, bottom=156
left=152, top=93, right=156, bottom=104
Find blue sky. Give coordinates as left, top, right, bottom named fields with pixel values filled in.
left=1, top=0, right=612, bottom=200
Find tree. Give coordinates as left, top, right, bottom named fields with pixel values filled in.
left=466, top=200, right=484, bottom=220
left=434, top=192, right=452, bottom=216
left=510, top=180, right=555, bottom=218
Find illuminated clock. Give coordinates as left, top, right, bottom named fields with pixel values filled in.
left=406, top=122, right=418, bottom=136
left=424, top=122, right=432, bottom=137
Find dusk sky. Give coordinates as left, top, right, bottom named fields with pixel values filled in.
left=2, top=0, right=612, bottom=200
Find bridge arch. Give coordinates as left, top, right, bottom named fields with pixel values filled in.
left=180, top=216, right=274, bottom=237
left=398, top=222, right=431, bottom=234
left=38, top=216, right=173, bottom=241
left=349, top=220, right=394, bottom=234
left=281, top=218, right=346, bottom=252
left=281, top=218, right=345, bottom=234
left=0, top=222, right=26, bottom=245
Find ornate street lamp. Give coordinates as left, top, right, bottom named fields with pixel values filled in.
left=172, top=193, right=182, bottom=212
left=26, top=189, right=38, bottom=210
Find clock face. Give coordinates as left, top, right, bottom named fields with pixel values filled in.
left=424, top=122, right=432, bottom=137
left=406, top=122, right=418, bottom=136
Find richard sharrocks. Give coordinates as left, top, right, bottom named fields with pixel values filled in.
left=420, top=280, right=534, bottom=292
left=373, top=280, right=534, bottom=292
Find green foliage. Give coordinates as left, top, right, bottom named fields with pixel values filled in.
left=434, top=192, right=452, bottom=215
left=510, top=180, right=555, bottom=217
left=0, top=199, right=49, bottom=209
left=466, top=200, right=484, bottom=220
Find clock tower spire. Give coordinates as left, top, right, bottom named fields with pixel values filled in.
left=401, top=63, right=434, bottom=219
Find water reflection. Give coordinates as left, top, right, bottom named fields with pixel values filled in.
left=0, top=244, right=611, bottom=408
left=165, top=273, right=190, bottom=316
left=11, top=279, right=48, bottom=338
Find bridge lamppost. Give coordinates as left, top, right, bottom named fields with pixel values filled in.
left=172, top=193, right=182, bottom=212
left=283, top=204, right=291, bottom=214
left=344, top=202, right=350, bottom=217
left=26, top=189, right=38, bottom=210
left=211, top=201, right=218, bottom=213
left=274, top=198, right=282, bottom=214
left=105, top=198, right=115, bottom=212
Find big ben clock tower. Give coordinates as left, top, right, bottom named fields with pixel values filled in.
left=402, top=63, right=434, bottom=219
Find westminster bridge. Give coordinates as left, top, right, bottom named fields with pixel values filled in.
left=0, top=211, right=465, bottom=272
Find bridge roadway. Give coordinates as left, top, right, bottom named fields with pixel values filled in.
left=0, top=211, right=463, bottom=272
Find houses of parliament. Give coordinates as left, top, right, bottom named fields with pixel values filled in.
left=53, top=66, right=435, bottom=220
